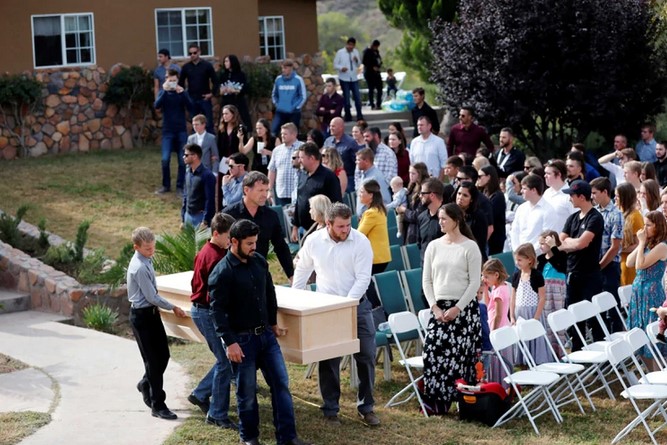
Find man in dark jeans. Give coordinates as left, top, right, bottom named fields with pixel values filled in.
left=188, top=213, right=237, bottom=429
left=209, top=220, right=309, bottom=445
left=362, top=40, right=383, bottom=110
left=559, top=180, right=605, bottom=351
left=179, top=43, right=218, bottom=134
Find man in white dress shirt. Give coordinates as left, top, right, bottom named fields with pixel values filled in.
left=333, top=37, right=364, bottom=122
left=542, top=159, right=576, bottom=233
left=409, top=116, right=448, bottom=180
left=291, top=203, right=379, bottom=427
left=510, top=174, right=559, bottom=252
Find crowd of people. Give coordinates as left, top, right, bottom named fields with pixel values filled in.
left=128, top=41, right=667, bottom=443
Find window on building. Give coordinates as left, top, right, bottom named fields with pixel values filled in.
left=155, top=8, right=213, bottom=58
left=259, top=16, right=285, bottom=61
left=32, top=14, right=95, bottom=68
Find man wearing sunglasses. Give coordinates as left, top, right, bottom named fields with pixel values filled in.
left=179, top=44, right=219, bottom=134
left=220, top=153, right=249, bottom=210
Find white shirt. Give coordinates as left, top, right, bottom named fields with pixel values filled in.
left=292, top=228, right=373, bottom=300
left=194, top=131, right=205, bottom=146
left=600, top=162, right=626, bottom=186
left=409, top=133, right=448, bottom=178
left=510, top=197, right=560, bottom=252
left=543, top=184, right=576, bottom=234
left=333, top=47, right=361, bottom=82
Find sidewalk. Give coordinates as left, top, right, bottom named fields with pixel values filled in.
left=0, top=311, right=190, bottom=445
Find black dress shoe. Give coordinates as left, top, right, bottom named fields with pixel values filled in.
left=187, top=394, right=210, bottom=414
left=206, top=416, right=238, bottom=430
left=136, top=381, right=150, bottom=408
left=152, top=408, right=178, bottom=420
left=240, top=439, right=261, bottom=445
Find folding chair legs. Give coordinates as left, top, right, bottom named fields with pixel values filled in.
left=612, top=400, right=667, bottom=445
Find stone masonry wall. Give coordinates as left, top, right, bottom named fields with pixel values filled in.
left=0, top=53, right=325, bottom=160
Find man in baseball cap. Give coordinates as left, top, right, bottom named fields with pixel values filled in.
left=560, top=179, right=605, bottom=351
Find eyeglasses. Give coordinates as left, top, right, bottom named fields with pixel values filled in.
left=291, top=156, right=297, bottom=160
left=455, top=176, right=468, bottom=181
left=322, top=154, right=329, bottom=158
left=523, top=166, right=531, bottom=170
left=227, top=163, right=237, bottom=168
left=189, top=51, right=198, bottom=55
left=183, top=153, right=194, bottom=157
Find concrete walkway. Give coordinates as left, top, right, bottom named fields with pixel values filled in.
left=0, top=311, right=191, bottom=445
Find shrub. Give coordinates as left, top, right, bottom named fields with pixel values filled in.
left=0, top=205, right=29, bottom=248
left=0, top=74, right=43, bottom=157
left=82, top=303, right=118, bottom=333
left=153, top=224, right=210, bottom=274
left=242, top=61, right=281, bottom=103
left=103, top=66, right=154, bottom=146
left=44, top=220, right=91, bottom=277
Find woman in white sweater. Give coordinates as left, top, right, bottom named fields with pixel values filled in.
left=422, top=203, right=482, bottom=414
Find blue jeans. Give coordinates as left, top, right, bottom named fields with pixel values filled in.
left=339, top=80, right=363, bottom=121
left=190, top=305, right=232, bottom=421
left=161, top=130, right=187, bottom=190
left=230, top=328, right=297, bottom=443
left=271, top=111, right=301, bottom=135
left=184, top=211, right=204, bottom=228
left=192, top=99, right=214, bottom=134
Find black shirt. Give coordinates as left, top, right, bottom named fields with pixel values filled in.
left=179, top=59, right=219, bottom=99
left=465, top=207, right=489, bottom=262
left=487, top=191, right=507, bottom=255
left=182, top=164, right=216, bottom=225
left=511, top=268, right=545, bottom=293
left=562, top=208, right=604, bottom=274
left=293, top=164, right=342, bottom=228
left=655, top=158, right=667, bottom=188
left=537, top=246, right=568, bottom=275
left=223, top=201, right=294, bottom=278
left=417, top=208, right=443, bottom=260
left=411, top=102, right=440, bottom=137
left=209, top=252, right=277, bottom=346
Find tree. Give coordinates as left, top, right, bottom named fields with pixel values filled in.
left=430, top=0, right=667, bottom=159
left=379, top=0, right=458, bottom=81
left=0, top=75, right=43, bottom=157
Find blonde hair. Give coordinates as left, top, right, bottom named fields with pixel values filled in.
left=482, top=258, right=509, bottom=282
left=514, top=243, right=537, bottom=269
left=308, top=194, right=332, bottom=224
left=324, top=147, right=343, bottom=171
left=131, top=227, right=154, bottom=246
left=472, top=156, right=490, bottom=170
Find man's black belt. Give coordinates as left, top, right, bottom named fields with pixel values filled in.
left=236, top=325, right=266, bottom=335
left=131, top=306, right=158, bottom=315
left=192, top=302, right=210, bottom=309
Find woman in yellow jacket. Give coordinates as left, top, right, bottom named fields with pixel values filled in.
left=358, top=179, right=391, bottom=308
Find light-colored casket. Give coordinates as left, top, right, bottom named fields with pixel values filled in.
left=155, top=271, right=360, bottom=364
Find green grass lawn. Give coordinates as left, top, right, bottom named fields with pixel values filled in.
left=0, top=148, right=665, bottom=444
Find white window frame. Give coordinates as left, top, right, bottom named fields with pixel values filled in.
left=154, top=8, right=214, bottom=59
left=31, top=13, right=96, bottom=69
left=258, top=16, right=286, bottom=61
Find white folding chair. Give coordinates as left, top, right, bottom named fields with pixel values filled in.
left=592, top=291, right=628, bottom=338
left=618, top=284, right=632, bottom=318
left=547, top=309, right=616, bottom=400
left=568, top=300, right=613, bottom=352
left=417, top=308, right=431, bottom=334
left=605, top=339, right=667, bottom=445
left=646, top=321, right=667, bottom=370
left=490, top=326, right=562, bottom=435
left=384, top=311, right=428, bottom=416
left=515, top=319, right=595, bottom=412
left=623, top=328, right=667, bottom=385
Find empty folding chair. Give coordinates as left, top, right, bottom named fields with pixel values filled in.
left=400, top=243, right=421, bottom=270
left=568, top=300, right=612, bottom=352
left=605, top=339, right=667, bottom=445
left=646, top=321, right=667, bottom=370
left=384, top=311, right=428, bottom=416
left=516, top=319, right=595, bottom=412
left=547, top=309, right=615, bottom=400
left=418, top=308, right=431, bottom=333
left=400, top=268, right=425, bottom=314
left=618, top=284, right=632, bottom=319
left=490, top=326, right=562, bottom=435
left=592, top=291, right=628, bottom=341
left=385, top=245, right=405, bottom=272
left=624, top=328, right=667, bottom=385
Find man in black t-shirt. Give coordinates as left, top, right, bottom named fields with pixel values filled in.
left=559, top=180, right=605, bottom=351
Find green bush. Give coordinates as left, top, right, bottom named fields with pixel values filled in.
left=0, top=205, right=29, bottom=248
left=82, top=303, right=118, bottom=333
left=44, top=220, right=91, bottom=276
left=242, top=61, right=281, bottom=102
left=0, top=74, right=42, bottom=156
left=153, top=224, right=210, bottom=274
